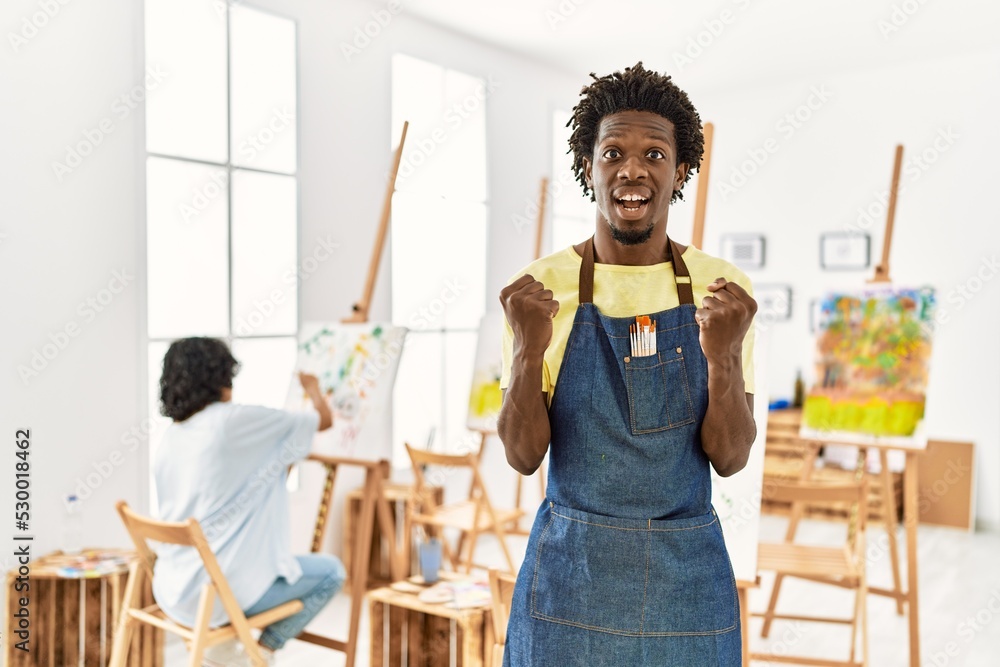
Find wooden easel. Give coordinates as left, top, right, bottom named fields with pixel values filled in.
left=299, top=456, right=404, bottom=667
left=294, top=123, right=411, bottom=667
left=689, top=122, right=760, bottom=665
left=763, top=145, right=925, bottom=667
left=343, top=120, right=409, bottom=323
left=690, top=122, right=714, bottom=250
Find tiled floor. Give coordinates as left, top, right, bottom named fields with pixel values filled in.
left=165, top=515, right=1000, bottom=666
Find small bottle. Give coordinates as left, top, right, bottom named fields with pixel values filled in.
left=63, top=495, right=83, bottom=555
left=793, top=369, right=805, bottom=408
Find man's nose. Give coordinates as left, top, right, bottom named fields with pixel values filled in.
left=617, top=155, right=648, bottom=181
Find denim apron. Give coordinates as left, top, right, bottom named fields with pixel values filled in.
left=504, top=237, right=741, bottom=666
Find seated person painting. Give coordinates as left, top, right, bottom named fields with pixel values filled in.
left=153, top=337, right=341, bottom=666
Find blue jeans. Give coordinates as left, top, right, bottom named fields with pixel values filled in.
left=244, top=553, right=345, bottom=650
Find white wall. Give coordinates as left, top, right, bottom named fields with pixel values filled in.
left=0, top=0, right=146, bottom=590
left=679, top=50, right=1000, bottom=530
left=215, top=0, right=584, bottom=553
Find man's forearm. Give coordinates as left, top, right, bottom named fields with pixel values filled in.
left=497, top=352, right=551, bottom=475
left=308, top=390, right=333, bottom=431
left=700, top=353, right=756, bottom=477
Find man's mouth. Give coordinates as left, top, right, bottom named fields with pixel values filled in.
left=614, top=193, right=650, bottom=218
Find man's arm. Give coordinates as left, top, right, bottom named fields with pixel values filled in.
left=696, top=279, right=757, bottom=477
left=497, top=274, right=558, bottom=476
left=298, top=372, right=333, bottom=432
left=497, top=385, right=550, bottom=475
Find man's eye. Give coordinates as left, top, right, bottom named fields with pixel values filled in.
left=603, top=149, right=621, bottom=159
left=647, top=149, right=665, bottom=159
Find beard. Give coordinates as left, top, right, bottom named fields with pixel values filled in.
left=607, top=219, right=656, bottom=246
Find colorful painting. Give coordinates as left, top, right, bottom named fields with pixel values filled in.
left=285, top=322, right=407, bottom=455
left=467, top=311, right=504, bottom=432
left=804, top=286, right=936, bottom=437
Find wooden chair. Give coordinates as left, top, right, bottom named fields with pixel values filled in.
left=488, top=568, right=518, bottom=666
left=109, top=501, right=305, bottom=667
left=110, top=456, right=400, bottom=667
left=405, top=443, right=523, bottom=574
left=752, top=480, right=870, bottom=667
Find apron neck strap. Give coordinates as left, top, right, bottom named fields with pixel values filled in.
left=578, top=235, right=695, bottom=306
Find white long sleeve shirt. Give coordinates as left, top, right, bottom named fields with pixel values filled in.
left=152, top=402, right=318, bottom=627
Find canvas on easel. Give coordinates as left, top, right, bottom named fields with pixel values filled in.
left=803, top=285, right=936, bottom=439
left=285, top=322, right=408, bottom=456
left=467, top=310, right=504, bottom=433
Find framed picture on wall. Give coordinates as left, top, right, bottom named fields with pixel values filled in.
left=808, top=298, right=821, bottom=333
left=720, top=234, right=766, bottom=270
left=820, top=232, right=870, bottom=270
left=754, top=284, right=792, bottom=322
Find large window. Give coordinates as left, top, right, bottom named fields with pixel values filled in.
left=390, top=54, right=488, bottom=464
left=551, top=110, right=595, bottom=251
left=144, top=0, right=299, bottom=483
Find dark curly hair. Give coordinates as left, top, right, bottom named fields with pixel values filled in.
left=568, top=62, right=704, bottom=203
left=159, top=337, right=240, bottom=421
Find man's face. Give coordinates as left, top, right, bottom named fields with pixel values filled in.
left=583, top=110, right=688, bottom=246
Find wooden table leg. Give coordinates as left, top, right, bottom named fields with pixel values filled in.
left=904, top=451, right=921, bottom=667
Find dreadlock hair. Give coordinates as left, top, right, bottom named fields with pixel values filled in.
left=568, top=62, right=704, bottom=203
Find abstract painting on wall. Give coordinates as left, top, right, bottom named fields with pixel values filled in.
left=285, top=322, right=407, bottom=455
left=467, top=311, right=504, bottom=432
left=804, top=286, right=936, bottom=437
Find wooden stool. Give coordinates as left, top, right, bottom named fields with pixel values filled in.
left=368, top=575, right=496, bottom=667
left=3, top=549, right=162, bottom=667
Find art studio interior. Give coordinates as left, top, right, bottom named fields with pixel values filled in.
left=3, top=0, right=999, bottom=665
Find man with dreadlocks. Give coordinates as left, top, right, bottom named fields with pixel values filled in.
left=497, top=63, right=757, bottom=665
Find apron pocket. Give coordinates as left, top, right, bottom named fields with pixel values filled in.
left=530, top=504, right=738, bottom=637
left=530, top=504, right=648, bottom=635
left=624, top=349, right=695, bottom=435
left=643, top=511, right=739, bottom=635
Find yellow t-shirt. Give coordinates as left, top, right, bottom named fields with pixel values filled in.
left=500, top=244, right=755, bottom=402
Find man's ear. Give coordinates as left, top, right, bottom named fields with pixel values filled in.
left=674, top=163, right=689, bottom=191
left=583, top=156, right=593, bottom=190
